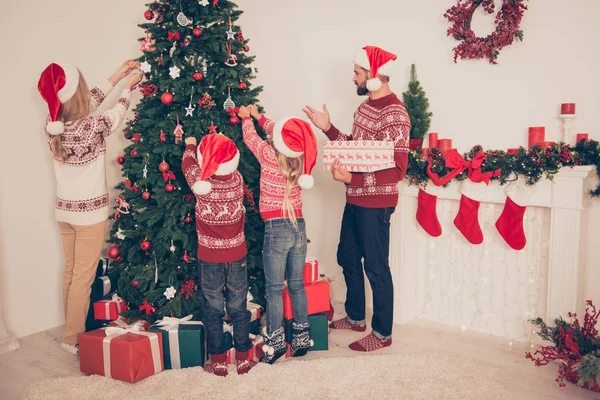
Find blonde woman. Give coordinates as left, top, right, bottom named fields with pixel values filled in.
left=238, top=105, right=317, bottom=363
left=37, top=60, right=143, bottom=355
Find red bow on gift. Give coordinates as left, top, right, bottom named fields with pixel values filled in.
left=162, top=171, right=176, bottom=182
left=427, top=149, right=501, bottom=186
left=168, top=31, right=180, bottom=41
left=140, top=300, right=156, bottom=315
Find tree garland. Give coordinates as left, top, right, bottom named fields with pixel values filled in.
left=406, top=140, right=600, bottom=197
left=444, top=0, right=528, bottom=64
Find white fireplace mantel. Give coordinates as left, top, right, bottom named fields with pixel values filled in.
left=391, top=166, right=595, bottom=339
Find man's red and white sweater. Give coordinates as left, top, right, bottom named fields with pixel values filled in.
left=242, top=116, right=303, bottom=220
left=45, top=81, right=132, bottom=226
left=324, top=93, right=411, bottom=208
left=182, top=144, right=247, bottom=263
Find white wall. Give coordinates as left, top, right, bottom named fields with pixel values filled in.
left=1, top=0, right=599, bottom=338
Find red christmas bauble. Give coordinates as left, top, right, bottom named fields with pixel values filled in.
left=159, top=161, right=170, bottom=172
left=108, top=245, right=120, bottom=259
left=193, top=72, right=203, bottom=81
left=192, top=27, right=202, bottom=37
left=243, top=45, right=250, bottom=52
left=124, top=131, right=132, bottom=140
left=185, top=215, right=193, bottom=223
left=239, top=81, right=247, bottom=90
left=165, top=183, right=175, bottom=192
left=130, top=149, right=138, bottom=157
left=124, top=179, right=132, bottom=188
left=116, top=155, right=125, bottom=165
left=142, top=191, right=151, bottom=200
left=229, top=115, right=240, bottom=125
left=144, top=10, right=154, bottom=20
left=140, top=240, right=151, bottom=251
left=131, top=280, right=139, bottom=287
left=161, top=92, right=174, bottom=105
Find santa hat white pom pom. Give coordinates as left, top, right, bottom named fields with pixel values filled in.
left=298, top=174, right=314, bottom=190
left=366, top=78, right=382, bottom=92
left=192, top=180, right=212, bottom=195
left=47, top=121, right=65, bottom=136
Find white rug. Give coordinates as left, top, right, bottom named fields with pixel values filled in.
left=21, top=351, right=512, bottom=400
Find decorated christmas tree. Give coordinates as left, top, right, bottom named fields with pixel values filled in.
left=402, top=64, right=432, bottom=146
left=107, top=0, right=265, bottom=323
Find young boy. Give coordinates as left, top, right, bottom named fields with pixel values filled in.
left=182, top=134, right=254, bottom=376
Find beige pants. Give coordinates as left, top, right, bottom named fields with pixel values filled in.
left=58, top=220, right=107, bottom=345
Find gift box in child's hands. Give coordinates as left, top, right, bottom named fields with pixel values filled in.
left=79, top=322, right=164, bottom=383
left=323, top=140, right=395, bottom=173
left=282, top=279, right=330, bottom=319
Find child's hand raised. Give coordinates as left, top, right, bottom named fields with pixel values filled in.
left=237, top=106, right=250, bottom=119
left=247, top=105, right=261, bottom=120
left=185, top=137, right=197, bottom=145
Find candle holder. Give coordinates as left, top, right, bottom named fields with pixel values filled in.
left=559, top=114, right=576, bottom=145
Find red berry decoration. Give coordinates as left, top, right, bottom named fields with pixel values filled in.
left=193, top=72, right=203, bottom=81
left=165, top=183, right=175, bottom=192
left=229, top=115, right=240, bottom=125
left=116, top=155, right=125, bottom=165
left=159, top=161, right=170, bottom=172
left=108, top=245, right=120, bottom=259
left=192, top=27, right=202, bottom=37
left=144, top=10, right=154, bottom=20
left=161, top=91, right=174, bottom=105
left=131, top=280, right=139, bottom=287
left=115, top=256, right=123, bottom=263
left=243, top=45, right=250, bottom=52
left=185, top=214, right=193, bottom=223
left=140, top=240, right=151, bottom=251
left=130, top=149, right=138, bottom=157
left=239, top=81, right=247, bottom=90
left=142, top=191, right=151, bottom=200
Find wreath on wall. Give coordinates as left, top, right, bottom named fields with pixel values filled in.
left=444, top=0, right=528, bottom=64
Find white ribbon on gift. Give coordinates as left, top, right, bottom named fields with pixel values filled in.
left=305, top=258, right=319, bottom=283
left=101, top=323, right=162, bottom=379
left=98, top=257, right=109, bottom=276
left=154, top=315, right=204, bottom=369
left=98, top=293, right=124, bottom=319
left=97, top=276, right=111, bottom=296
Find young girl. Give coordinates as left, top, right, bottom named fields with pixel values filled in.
left=238, top=105, right=317, bottom=363
left=37, top=60, right=142, bottom=355
left=182, top=134, right=255, bottom=376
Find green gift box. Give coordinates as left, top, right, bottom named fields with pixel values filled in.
left=284, top=312, right=328, bottom=351
left=150, top=315, right=206, bottom=369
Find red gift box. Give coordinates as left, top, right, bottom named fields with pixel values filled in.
left=79, top=323, right=164, bottom=383
left=303, top=258, right=319, bottom=284
left=93, top=294, right=125, bottom=320
left=283, top=280, right=330, bottom=319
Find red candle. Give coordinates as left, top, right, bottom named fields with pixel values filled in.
left=528, top=127, right=545, bottom=147
left=438, top=139, right=452, bottom=156
left=420, top=148, right=429, bottom=159
left=428, top=132, right=439, bottom=148
left=507, top=148, right=519, bottom=155
left=561, top=103, right=576, bottom=115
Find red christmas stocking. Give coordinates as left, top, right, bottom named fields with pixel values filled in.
left=453, top=179, right=488, bottom=245
left=495, top=177, right=533, bottom=250
left=416, top=186, right=442, bottom=237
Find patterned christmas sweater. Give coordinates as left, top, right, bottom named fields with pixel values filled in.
left=242, top=116, right=304, bottom=220
left=182, top=144, right=247, bottom=263
left=324, top=93, right=410, bottom=208
left=45, top=81, right=132, bottom=226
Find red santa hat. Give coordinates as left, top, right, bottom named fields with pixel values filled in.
left=354, top=45, right=397, bottom=92
left=194, top=133, right=240, bottom=195
left=37, top=63, right=81, bottom=135
left=272, top=117, right=317, bottom=189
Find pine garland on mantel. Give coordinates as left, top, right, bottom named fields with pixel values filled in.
left=405, top=140, right=600, bottom=197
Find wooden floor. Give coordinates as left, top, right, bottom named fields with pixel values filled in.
left=1, top=317, right=598, bottom=400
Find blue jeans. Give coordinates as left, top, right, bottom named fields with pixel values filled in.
left=263, top=218, right=309, bottom=335
left=337, top=204, right=395, bottom=338
left=199, top=257, right=251, bottom=355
